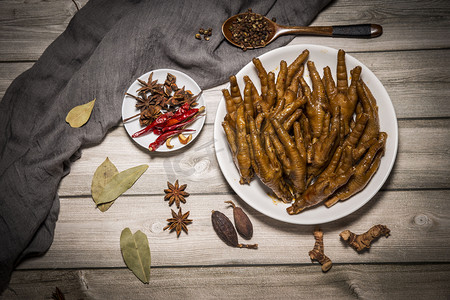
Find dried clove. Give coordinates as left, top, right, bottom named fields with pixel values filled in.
left=211, top=210, right=257, bottom=249
left=225, top=200, right=253, bottom=239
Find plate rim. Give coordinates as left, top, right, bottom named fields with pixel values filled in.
left=213, top=44, right=398, bottom=225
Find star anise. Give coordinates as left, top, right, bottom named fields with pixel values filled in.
left=136, top=72, right=161, bottom=94
left=136, top=93, right=153, bottom=111
left=125, top=92, right=155, bottom=117
left=164, top=73, right=178, bottom=92
left=164, top=208, right=192, bottom=237
left=139, top=105, right=162, bottom=126
left=125, top=72, right=201, bottom=126
left=164, top=180, right=189, bottom=208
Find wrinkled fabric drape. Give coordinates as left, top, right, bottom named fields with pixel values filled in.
left=0, top=0, right=331, bottom=292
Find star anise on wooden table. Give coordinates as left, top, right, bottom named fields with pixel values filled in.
left=164, top=208, right=192, bottom=237
left=164, top=180, right=189, bottom=208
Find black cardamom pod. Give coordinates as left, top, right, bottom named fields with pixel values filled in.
left=211, top=210, right=257, bottom=249
left=225, top=200, right=253, bottom=239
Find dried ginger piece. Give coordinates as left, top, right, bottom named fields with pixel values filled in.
left=308, top=227, right=332, bottom=272
left=340, top=224, right=390, bottom=251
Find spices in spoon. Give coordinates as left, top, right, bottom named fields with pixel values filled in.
left=227, top=8, right=274, bottom=50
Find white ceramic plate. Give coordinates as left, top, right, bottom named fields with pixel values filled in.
left=213, top=44, right=398, bottom=225
left=122, top=69, right=205, bottom=152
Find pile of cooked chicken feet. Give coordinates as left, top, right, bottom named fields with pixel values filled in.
left=222, top=49, right=387, bottom=215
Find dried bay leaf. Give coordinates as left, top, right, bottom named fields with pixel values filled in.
left=120, top=228, right=151, bottom=284
left=91, top=157, right=119, bottom=212
left=96, top=164, right=148, bottom=205
left=66, top=98, right=96, bottom=128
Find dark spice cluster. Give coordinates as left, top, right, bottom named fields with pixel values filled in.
left=163, top=180, right=192, bottom=237
left=195, top=27, right=212, bottom=41
left=228, top=8, right=274, bottom=51
left=125, top=72, right=200, bottom=126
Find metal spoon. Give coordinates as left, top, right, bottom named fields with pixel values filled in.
left=222, top=13, right=383, bottom=49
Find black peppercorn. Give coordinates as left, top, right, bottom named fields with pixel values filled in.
left=195, top=27, right=213, bottom=41
left=227, top=9, right=274, bottom=50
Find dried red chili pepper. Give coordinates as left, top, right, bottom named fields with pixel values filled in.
left=163, top=108, right=199, bottom=127
left=148, top=129, right=195, bottom=151
left=160, top=114, right=204, bottom=133
left=152, top=109, right=203, bottom=135
left=133, top=103, right=194, bottom=137
left=132, top=111, right=174, bottom=138
left=173, top=102, right=191, bottom=117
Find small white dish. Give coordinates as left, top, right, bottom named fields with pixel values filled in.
left=122, top=69, right=205, bottom=152
left=214, top=44, right=398, bottom=224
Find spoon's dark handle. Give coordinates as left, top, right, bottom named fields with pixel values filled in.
left=332, top=24, right=383, bottom=38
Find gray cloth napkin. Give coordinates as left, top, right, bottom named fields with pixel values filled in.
left=0, top=0, right=331, bottom=291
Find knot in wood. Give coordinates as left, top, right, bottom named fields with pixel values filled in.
left=151, top=222, right=164, bottom=233
left=414, top=214, right=431, bottom=226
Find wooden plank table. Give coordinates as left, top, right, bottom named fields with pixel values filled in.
left=1, top=0, right=449, bottom=299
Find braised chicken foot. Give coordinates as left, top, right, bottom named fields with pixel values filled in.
left=287, top=145, right=354, bottom=214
